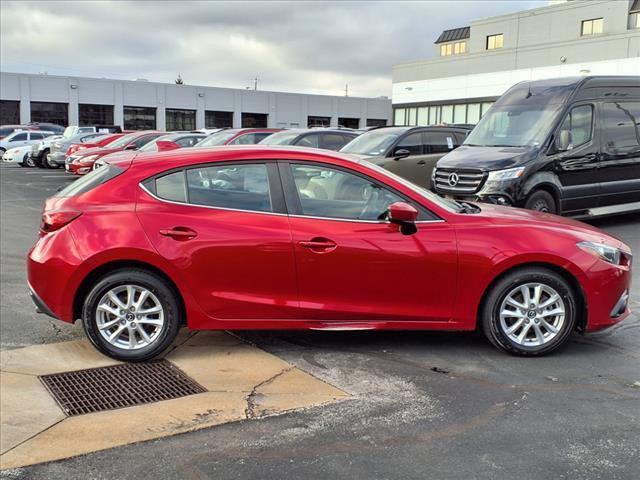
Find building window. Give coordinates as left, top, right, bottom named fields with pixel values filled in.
left=417, top=107, right=428, bottom=126
left=394, top=108, right=405, bottom=126
left=366, top=118, right=387, bottom=127
left=581, top=18, right=603, bottom=36
left=79, top=104, right=114, bottom=126
left=0, top=100, right=20, bottom=125
left=205, top=110, right=233, bottom=128
left=166, top=108, right=196, bottom=131
left=308, top=115, right=330, bottom=127
left=30, top=102, right=68, bottom=126
left=338, top=117, right=359, bottom=129
left=453, top=104, right=467, bottom=124
left=241, top=112, right=268, bottom=128
left=124, top=106, right=156, bottom=130
left=629, top=12, right=640, bottom=29
left=441, top=105, right=453, bottom=124
left=466, top=103, right=481, bottom=124
left=486, top=34, right=504, bottom=50
left=439, top=41, right=466, bottom=57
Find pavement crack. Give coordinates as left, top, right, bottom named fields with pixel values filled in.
left=244, top=366, right=294, bottom=419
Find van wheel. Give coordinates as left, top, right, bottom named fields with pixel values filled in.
left=525, top=190, right=556, bottom=214
left=82, top=269, right=181, bottom=362
left=481, top=267, right=576, bottom=356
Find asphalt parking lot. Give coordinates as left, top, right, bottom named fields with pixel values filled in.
left=1, top=164, right=639, bottom=480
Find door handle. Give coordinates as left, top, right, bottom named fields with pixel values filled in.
left=417, top=160, right=426, bottom=165
left=159, top=227, right=198, bottom=240
left=298, top=237, right=337, bottom=252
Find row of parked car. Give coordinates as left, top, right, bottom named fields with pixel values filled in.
left=3, top=76, right=638, bottom=218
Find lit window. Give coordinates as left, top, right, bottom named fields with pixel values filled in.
left=486, top=34, right=504, bottom=50
left=581, top=18, right=603, bottom=36
left=458, top=41, right=466, bottom=53
left=440, top=45, right=447, bottom=56
left=440, top=41, right=466, bottom=56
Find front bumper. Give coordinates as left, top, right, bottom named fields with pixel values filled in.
left=48, top=152, right=66, bottom=166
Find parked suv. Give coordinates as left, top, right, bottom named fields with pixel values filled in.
left=434, top=76, right=640, bottom=217
left=258, top=128, right=358, bottom=151
left=340, top=126, right=470, bottom=188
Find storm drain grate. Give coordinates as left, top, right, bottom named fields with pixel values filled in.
left=39, top=360, right=207, bottom=416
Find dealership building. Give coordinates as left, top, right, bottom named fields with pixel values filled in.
left=0, top=72, right=391, bottom=130
left=392, top=0, right=640, bottom=126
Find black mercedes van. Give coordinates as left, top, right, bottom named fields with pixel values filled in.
left=433, top=76, right=640, bottom=217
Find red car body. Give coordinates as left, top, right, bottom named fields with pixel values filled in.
left=65, top=131, right=162, bottom=175
left=66, top=133, right=124, bottom=157
left=28, top=147, right=632, bottom=358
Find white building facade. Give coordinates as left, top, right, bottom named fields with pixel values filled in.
left=392, top=0, right=640, bottom=126
left=0, top=72, right=391, bottom=130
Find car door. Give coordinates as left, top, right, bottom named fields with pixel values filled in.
left=136, top=161, right=299, bottom=320
left=421, top=130, right=460, bottom=189
left=551, top=103, right=600, bottom=212
left=597, top=101, right=640, bottom=207
left=10, top=132, right=29, bottom=147
left=377, top=131, right=425, bottom=186
left=281, top=161, right=457, bottom=323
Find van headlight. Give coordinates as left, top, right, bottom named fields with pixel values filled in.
left=486, top=167, right=525, bottom=181
left=577, top=241, right=622, bottom=265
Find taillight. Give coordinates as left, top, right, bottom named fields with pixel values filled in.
left=40, top=211, right=82, bottom=234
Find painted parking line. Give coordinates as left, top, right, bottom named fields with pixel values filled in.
left=0, top=331, right=348, bottom=469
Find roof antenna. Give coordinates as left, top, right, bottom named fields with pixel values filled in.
left=525, top=82, right=532, bottom=99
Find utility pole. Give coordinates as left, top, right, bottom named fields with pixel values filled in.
left=344, top=84, right=349, bottom=97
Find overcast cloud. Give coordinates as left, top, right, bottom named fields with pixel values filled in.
left=1, top=0, right=546, bottom=97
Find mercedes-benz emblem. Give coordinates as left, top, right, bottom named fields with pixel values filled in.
left=447, top=173, right=459, bottom=187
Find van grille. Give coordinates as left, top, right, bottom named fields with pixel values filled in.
left=434, top=168, right=485, bottom=194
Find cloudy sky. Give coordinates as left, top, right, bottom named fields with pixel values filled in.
left=1, top=0, right=546, bottom=97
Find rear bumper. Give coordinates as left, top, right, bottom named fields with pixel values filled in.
left=28, top=282, right=59, bottom=320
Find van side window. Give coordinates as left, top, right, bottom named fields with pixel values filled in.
left=602, top=102, right=640, bottom=154
left=559, top=105, right=593, bottom=147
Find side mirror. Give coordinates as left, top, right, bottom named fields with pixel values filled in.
left=388, top=201, right=418, bottom=236
left=124, top=144, right=138, bottom=150
left=555, top=130, right=572, bottom=152
left=156, top=140, right=181, bottom=152
left=393, top=148, right=410, bottom=160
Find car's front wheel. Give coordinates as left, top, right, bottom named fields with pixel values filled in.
left=481, top=267, right=577, bottom=356
left=82, top=269, right=181, bottom=361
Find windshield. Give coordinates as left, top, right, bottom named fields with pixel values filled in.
left=465, top=105, right=562, bottom=148
left=62, top=126, right=76, bottom=139
left=258, top=131, right=302, bottom=145
left=340, top=129, right=402, bottom=156
left=196, top=130, right=237, bottom=147
left=362, top=160, right=462, bottom=213
left=139, top=136, right=166, bottom=152
left=106, top=133, right=138, bottom=149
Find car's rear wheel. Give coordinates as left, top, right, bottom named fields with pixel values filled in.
left=82, top=269, right=181, bottom=361
left=481, top=268, right=576, bottom=356
left=524, top=190, right=556, bottom=214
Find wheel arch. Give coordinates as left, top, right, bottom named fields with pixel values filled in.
left=476, top=261, right=588, bottom=333
left=72, top=259, right=187, bottom=326
left=521, top=172, right=562, bottom=210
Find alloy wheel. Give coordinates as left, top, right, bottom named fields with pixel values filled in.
left=498, top=282, right=565, bottom=347
left=95, top=285, right=165, bottom=350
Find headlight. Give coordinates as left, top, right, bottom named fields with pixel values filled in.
left=577, top=241, right=622, bottom=265
left=486, top=167, right=525, bottom=181
left=75, top=154, right=98, bottom=164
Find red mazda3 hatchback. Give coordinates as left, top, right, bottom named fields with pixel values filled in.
left=28, top=147, right=632, bottom=361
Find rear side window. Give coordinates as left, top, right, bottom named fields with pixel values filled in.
left=186, top=164, right=272, bottom=212
left=176, top=136, right=203, bottom=147
left=295, top=133, right=321, bottom=148
left=602, top=102, right=640, bottom=154
left=559, top=104, right=593, bottom=147
left=156, top=171, right=187, bottom=202
left=320, top=133, right=353, bottom=151
left=55, top=165, right=124, bottom=197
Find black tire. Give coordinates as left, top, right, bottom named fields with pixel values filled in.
left=524, top=190, right=557, bottom=214
left=481, top=267, right=577, bottom=356
left=38, top=149, right=50, bottom=168
left=24, top=154, right=36, bottom=167
left=81, top=269, right=181, bottom=362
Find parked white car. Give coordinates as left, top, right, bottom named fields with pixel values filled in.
left=1, top=145, right=35, bottom=167
left=0, top=130, right=55, bottom=155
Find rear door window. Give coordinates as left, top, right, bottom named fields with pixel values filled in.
left=295, top=133, right=321, bottom=148
left=156, top=171, right=187, bottom=202
left=320, top=133, right=354, bottom=151
left=186, top=164, right=272, bottom=212
left=602, top=102, right=640, bottom=154
left=423, top=131, right=458, bottom=154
